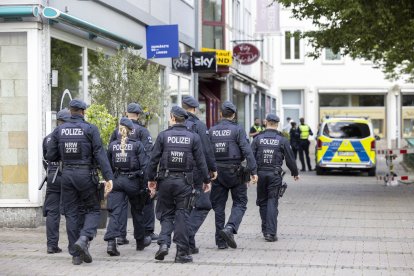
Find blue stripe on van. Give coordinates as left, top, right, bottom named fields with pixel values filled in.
left=350, top=141, right=370, bottom=162
left=322, top=140, right=342, bottom=162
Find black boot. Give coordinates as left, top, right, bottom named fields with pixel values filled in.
left=155, top=244, right=169, bottom=260
left=74, top=236, right=92, bottom=263
left=136, top=236, right=151, bottom=251
left=72, top=256, right=83, bottom=265
left=189, top=247, right=199, bottom=255
left=219, top=227, right=237, bottom=249
left=174, top=247, right=193, bottom=263
left=107, top=239, right=120, bottom=256
left=264, top=234, right=278, bottom=242
left=117, top=237, right=129, bottom=245
left=47, top=246, right=62, bottom=254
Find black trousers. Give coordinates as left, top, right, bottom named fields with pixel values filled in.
left=104, top=175, right=146, bottom=241
left=256, top=170, right=281, bottom=236
left=211, top=167, right=247, bottom=246
left=188, top=170, right=212, bottom=249
left=156, top=174, right=192, bottom=251
left=61, top=167, right=100, bottom=256
left=43, top=172, right=62, bottom=248
left=118, top=195, right=155, bottom=238
left=299, top=139, right=312, bottom=170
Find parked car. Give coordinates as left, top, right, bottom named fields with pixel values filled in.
left=315, top=116, right=379, bottom=176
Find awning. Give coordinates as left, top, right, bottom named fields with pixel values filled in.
left=0, top=5, right=39, bottom=18
left=42, top=7, right=142, bottom=49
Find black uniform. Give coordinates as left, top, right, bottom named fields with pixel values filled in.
left=104, top=137, right=148, bottom=247
left=46, top=114, right=114, bottom=257
left=109, top=119, right=154, bottom=239
left=42, top=134, right=62, bottom=251
left=289, top=127, right=300, bottom=160
left=147, top=124, right=210, bottom=254
left=251, top=129, right=298, bottom=238
left=209, top=119, right=257, bottom=248
left=185, top=112, right=217, bottom=251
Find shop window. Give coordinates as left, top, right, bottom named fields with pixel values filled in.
left=169, top=74, right=179, bottom=105
left=0, top=32, right=28, bottom=199
left=51, top=38, right=83, bottom=125
left=320, top=94, right=348, bottom=107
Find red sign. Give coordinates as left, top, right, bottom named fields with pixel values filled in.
left=233, top=43, right=260, bottom=65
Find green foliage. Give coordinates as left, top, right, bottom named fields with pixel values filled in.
left=89, top=48, right=162, bottom=118
left=85, top=104, right=117, bottom=147
left=276, top=0, right=414, bottom=81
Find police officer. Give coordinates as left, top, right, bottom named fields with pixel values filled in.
left=182, top=96, right=217, bottom=254
left=109, top=102, right=156, bottom=245
left=147, top=106, right=211, bottom=263
left=298, top=117, right=314, bottom=171
left=251, top=114, right=299, bottom=242
left=105, top=118, right=151, bottom=256
left=42, top=108, right=71, bottom=254
left=209, top=101, right=258, bottom=249
left=46, top=99, right=114, bottom=265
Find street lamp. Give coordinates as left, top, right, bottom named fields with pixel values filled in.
left=391, top=85, right=401, bottom=148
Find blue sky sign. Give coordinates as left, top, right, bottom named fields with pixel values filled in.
left=146, top=24, right=179, bottom=59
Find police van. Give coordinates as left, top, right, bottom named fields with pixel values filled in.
left=315, top=116, right=378, bottom=176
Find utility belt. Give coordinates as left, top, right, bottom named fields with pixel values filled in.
left=257, top=167, right=283, bottom=175
left=62, top=163, right=92, bottom=169
left=217, top=163, right=251, bottom=183
left=115, top=169, right=144, bottom=179
left=158, top=170, right=194, bottom=186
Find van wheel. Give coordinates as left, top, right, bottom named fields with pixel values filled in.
left=368, top=167, right=376, bottom=176
left=316, top=166, right=324, bottom=175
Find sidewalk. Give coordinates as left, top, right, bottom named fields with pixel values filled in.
left=1, top=171, right=414, bottom=275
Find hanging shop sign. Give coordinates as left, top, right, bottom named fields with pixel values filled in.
left=172, top=53, right=191, bottom=73
left=146, top=24, right=179, bottom=59
left=201, top=48, right=232, bottom=66
left=192, top=52, right=217, bottom=72
left=233, top=43, right=260, bottom=65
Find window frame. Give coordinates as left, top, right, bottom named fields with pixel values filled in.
left=202, top=0, right=226, bottom=49
left=281, top=29, right=304, bottom=64
left=322, top=48, right=344, bottom=65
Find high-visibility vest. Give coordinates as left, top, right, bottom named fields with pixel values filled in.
left=299, top=124, right=310, bottom=139
left=253, top=125, right=264, bottom=132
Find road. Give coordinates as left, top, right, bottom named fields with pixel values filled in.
left=1, top=169, right=414, bottom=275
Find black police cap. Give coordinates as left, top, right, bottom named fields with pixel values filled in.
left=171, top=105, right=188, bottom=119
left=182, top=96, right=199, bottom=108
left=221, top=101, right=237, bottom=113
left=69, top=99, right=87, bottom=110
left=127, top=103, right=143, bottom=114
left=266, top=114, right=280, bottom=123
left=120, top=117, right=134, bottom=130
left=56, top=108, right=71, bottom=122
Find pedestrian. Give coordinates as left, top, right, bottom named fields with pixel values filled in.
left=182, top=96, right=218, bottom=255
left=289, top=121, right=300, bottom=160
left=282, top=117, right=292, bottom=133
left=249, top=118, right=264, bottom=138
left=109, top=102, right=157, bottom=245
left=105, top=117, right=151, bottom=256
left=147, top=106, right=211, bottom=263
left=251, top=114, right=299, bottom=242
left=46, top=99, right=114, bottom=265
left=209, top=101, right=258, bottom=249
left=298, top=117, right=314, bottom=171
left=42, top=108, right=71, bottom=254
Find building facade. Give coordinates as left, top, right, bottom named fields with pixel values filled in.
left=274, top=7, right=414, bottom=148
left=0, top=0, right=197, bottom=227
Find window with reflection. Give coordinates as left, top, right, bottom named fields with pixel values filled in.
left=203, top=0, right=222, bottom=21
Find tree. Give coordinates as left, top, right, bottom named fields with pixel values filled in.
left=85, top=104, right=117, bottom=147
left=89, top=49, right=162, bottom=118
left=276, top=0, right=414, bottom=81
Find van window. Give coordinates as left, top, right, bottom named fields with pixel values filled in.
left=323, top=122, right=371, bottom=139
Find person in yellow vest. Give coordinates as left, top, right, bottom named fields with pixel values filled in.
left=298, top=117, right=313, bottom=171
left=249, top=118, right=265, bottom=138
